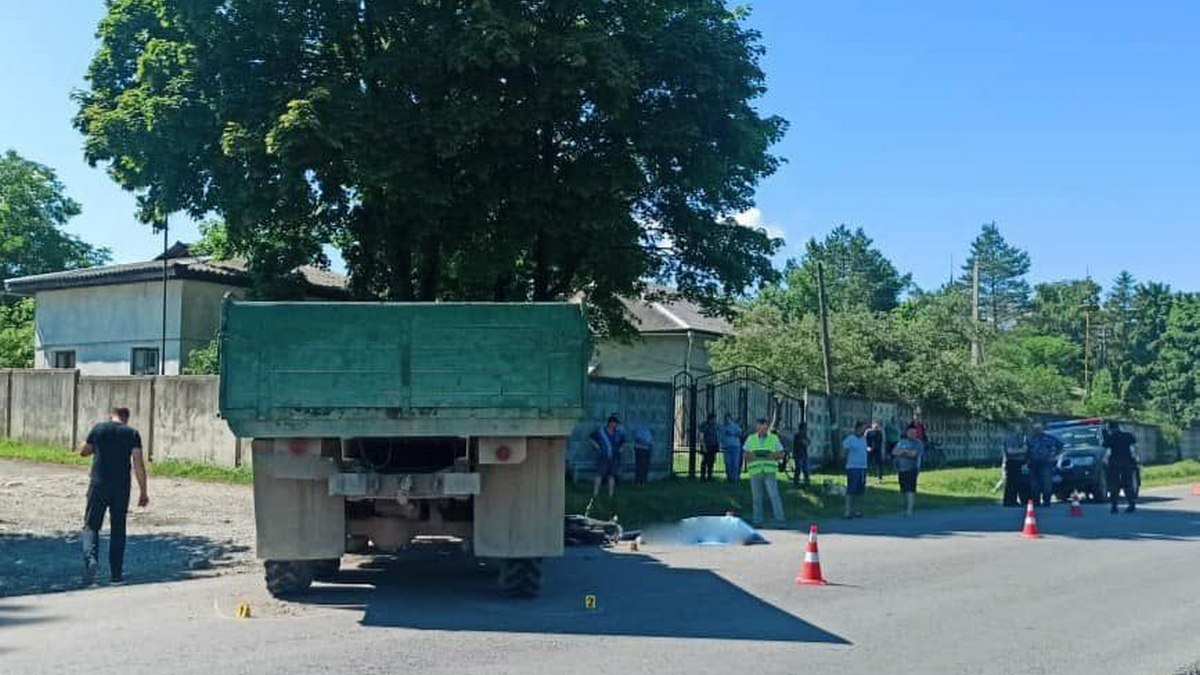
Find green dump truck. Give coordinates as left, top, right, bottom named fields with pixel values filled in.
left=218, top=300, right=589, bottom=598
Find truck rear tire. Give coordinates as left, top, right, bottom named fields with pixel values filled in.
left=265, top=560, right=313, bottom=598
left=498, top=558, right=542, bottom=598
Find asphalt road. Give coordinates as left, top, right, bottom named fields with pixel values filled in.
left=2, top=486, right=1199, bottom=675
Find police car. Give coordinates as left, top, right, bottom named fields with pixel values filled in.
left=1046, top=418, right=1140, bottom=503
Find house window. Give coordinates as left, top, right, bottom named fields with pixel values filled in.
left=131, top=348, right=160, bottom=376
left=51, top=350, right=76, bottom=369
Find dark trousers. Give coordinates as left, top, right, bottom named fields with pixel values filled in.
left=1030, top=461, right=1055, bottom=506
left=1107, top=465, right=1136, bottom=510
left=868, top=445, right=885, bottom=480
left=83, top=478, right=130, bottom=571
left=700, top=445, right=719, bottom=480
left=634, top=446, right=651, bottom=485
left=1003, top=461, right=1031, bottom=506
left=83, top=481, right=130, bottom=577
left=791, top=451, right=810, bottom=487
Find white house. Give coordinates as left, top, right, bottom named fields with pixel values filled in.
left=4, top=243, right=345, bottom=376
left=589, top=294, right=734, bottom=383
left=7, top=245, right=731, bottom=381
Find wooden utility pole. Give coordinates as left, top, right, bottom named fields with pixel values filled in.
left=1082, top=304, right=1094, bottom=397
left=1076, top=301, right=1099, bottom=398
left=816, top=263, right=837, bottom=460
left=971, top=259, right=982, bottom=365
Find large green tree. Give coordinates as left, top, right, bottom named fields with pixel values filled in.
left=1024, top=278, right=1101, bottom=384
left=75, top=0, right=786, bottom=334
left=783, top=225, right=911, bottom=314
left=961, top=222, right=1031, bottom=329
left=1103, top=270, right=1137, bottom=405
left=711, top=284, right=1023, bottom=419
left=1125, top=281, right=1173, bottom=409
left=0, top=150, right=111, bottom=279
left=1150, top=293, right=1200, bottom=426
left=0, top=151, right=111, bottom=368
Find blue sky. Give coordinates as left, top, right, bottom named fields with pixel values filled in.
left=2, top=1, right=1197, bottom=293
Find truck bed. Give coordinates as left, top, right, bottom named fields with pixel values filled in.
left=218, top=301, right=590, bottom=438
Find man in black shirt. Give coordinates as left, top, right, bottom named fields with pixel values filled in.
left=865, top=420, right=885, bottom=484
left=1101, top=421, right=1137, bottom=514
left=80, top=407, right=149, bottom=584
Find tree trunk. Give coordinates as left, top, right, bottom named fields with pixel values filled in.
left=417, top=234, right=442, bottom=301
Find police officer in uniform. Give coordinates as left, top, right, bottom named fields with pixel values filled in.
left=1001, top=423, right=1031, bottom=507
left=1101, top=421, right=1138, bottom=514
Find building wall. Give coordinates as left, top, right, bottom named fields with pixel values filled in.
left=33, top=279, right=241, bottom=376
left=180, top=281, right=242, bottom=365
left=591, top=333, right=720, bottom=383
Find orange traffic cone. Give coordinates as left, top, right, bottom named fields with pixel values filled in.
left=1020, top=500, right=1042, bottom=539
left=795, top=525, right=828, bottom=585
left=1069, top=493, right=1083, bottom=517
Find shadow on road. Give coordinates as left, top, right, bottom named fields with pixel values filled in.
left=0, top=532, right=249, bottom=598
left=0, top=603, right=56, bottom=631
left=812, top=494, right=1200, bottom=542
left=297, top=548, right=849, bottom=645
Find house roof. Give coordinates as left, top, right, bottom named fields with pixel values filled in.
left=4, top=243, right=347, bottom=298
left=620, top=292, right=733, bottom=336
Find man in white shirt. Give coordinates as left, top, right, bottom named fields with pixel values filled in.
left=842, top=421, right=869, bottom=518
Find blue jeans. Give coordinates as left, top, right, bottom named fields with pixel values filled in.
left=1030, top=462, right=1055, bottom=506
left=722, top=448, right=742, bottom=482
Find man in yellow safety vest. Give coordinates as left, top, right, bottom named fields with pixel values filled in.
left=743, top=417, right=786, bottom=526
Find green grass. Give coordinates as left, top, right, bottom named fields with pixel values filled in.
left=0, top=439, right=90, bottom=467
left=0, top=438, right=252, bottom=485
left=1141, top=459, right=1200, bottom=488
left=3, top=437, right=1198, bottom=524
left=574, top=460, right=1200, bottom=527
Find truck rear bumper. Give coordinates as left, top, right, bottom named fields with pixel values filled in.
left=329, top=472, right=481, bottom=499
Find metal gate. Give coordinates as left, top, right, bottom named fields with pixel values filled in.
left=672, top=366, right=806, bottom=478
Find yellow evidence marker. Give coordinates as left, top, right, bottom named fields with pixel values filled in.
left=584, top=594, right=597, bottom=610
left=235, top=601, right=252, bottom=619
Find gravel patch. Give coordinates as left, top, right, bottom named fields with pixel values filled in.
left=0, top=459, right=256, bottom=597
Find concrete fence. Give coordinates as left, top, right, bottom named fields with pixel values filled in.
left=567, top=377, right=675, bottom=483
left=0, top=370, right=241, bottom=467
left=1, top=370, right=674, bottom=475
left=0, top=369, right=1190, bottom=473
left=804, top=392, right=1172, bottom=467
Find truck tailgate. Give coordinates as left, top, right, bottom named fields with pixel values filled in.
left=218, top=301, right=589, bottom=438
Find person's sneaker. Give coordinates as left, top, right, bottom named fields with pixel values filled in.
left=110, top=573, right=125, bottom=585
left=1126, top=505, right=1136, bottom=514
left=82, top=559, right=97, bottom=586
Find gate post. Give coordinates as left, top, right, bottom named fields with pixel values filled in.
left=687, top=382, right=698, bottom=479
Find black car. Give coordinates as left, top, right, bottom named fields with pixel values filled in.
left=1048, top=419, right=1141, bottom=503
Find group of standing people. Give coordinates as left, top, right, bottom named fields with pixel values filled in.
left=841, top=418, right=927, bottom=518
left=1001, top=422, right=1061, bottom=507
left=1002, top=420, right=1138, bottom=513
left=588, top=414, right=656, bottom=498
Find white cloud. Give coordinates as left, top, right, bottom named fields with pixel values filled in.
left=733, top=208, right=786, bottom=242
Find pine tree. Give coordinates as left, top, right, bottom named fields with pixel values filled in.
left=961, top=222, right=1031, bottom=329
left=1104, top=271, right=1137, bottom=405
